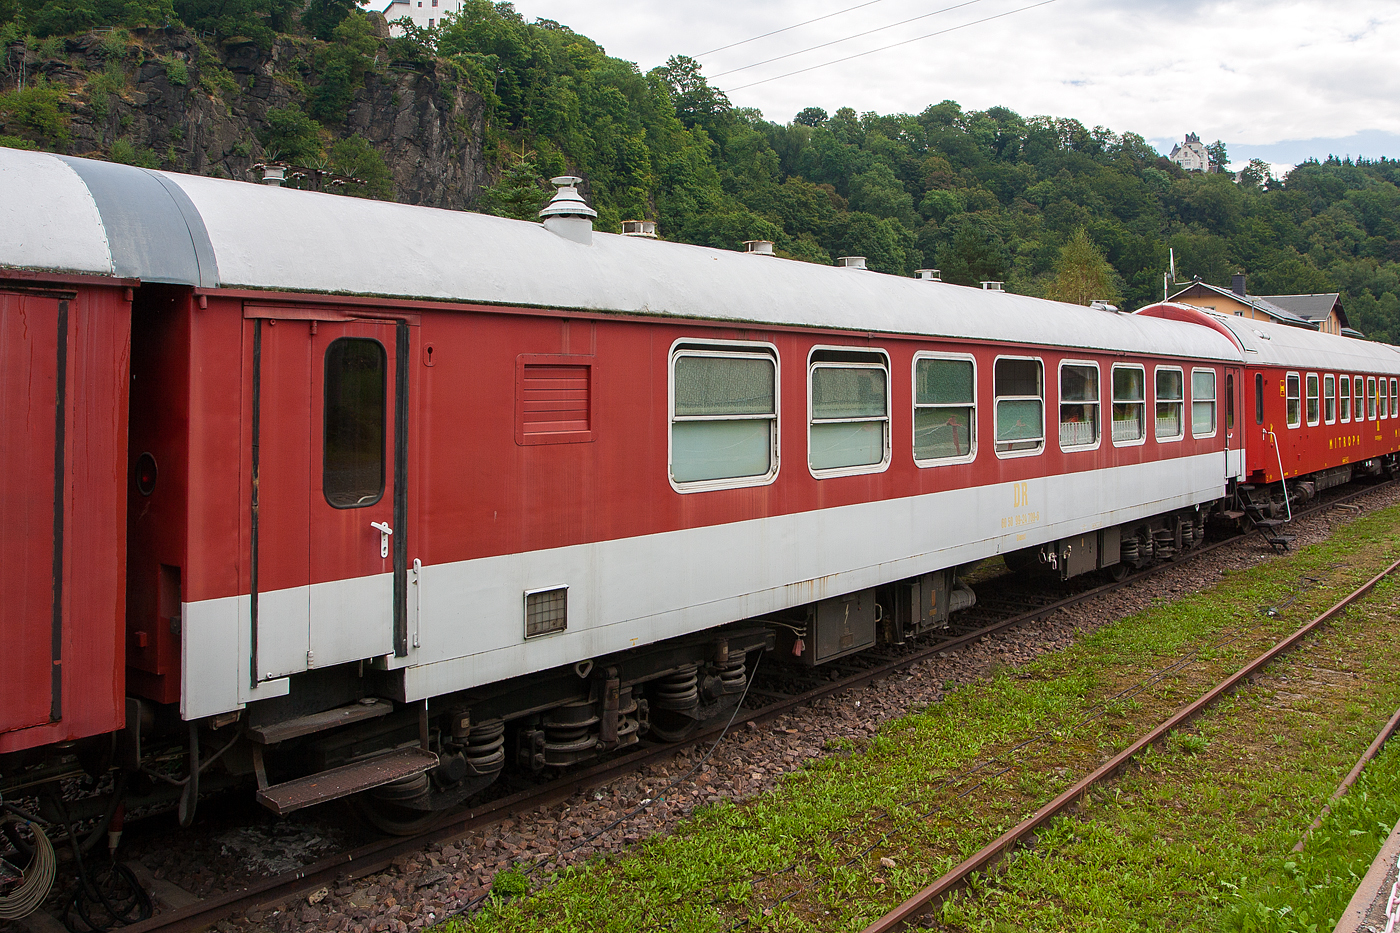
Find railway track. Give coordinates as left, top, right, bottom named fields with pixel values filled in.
left=862, top=526, right=1400, bottom=932
left=93, top=480, right=1392, bottom=933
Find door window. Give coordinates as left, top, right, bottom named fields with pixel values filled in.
left=323, top=337, right=387, bottom=508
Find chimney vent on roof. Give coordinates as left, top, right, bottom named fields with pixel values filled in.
left=622, top=219, right=658, bottom=238
left=743, top=239, right=775, bottom=255
left=836, top=256, right=867, bottom=269
left=916, top=269, right=941, bottom=281
left=1232, top=273, right=1247, bottom=295
left=252, top=162, right=286, bottom=186
left=1089, top=300, right=1119, bottom=312
left=981, top=281, right=1004, bottom=292
left=539, top=175, right=597, bottom=245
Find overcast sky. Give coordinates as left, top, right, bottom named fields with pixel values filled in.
left=504, top=0, right=1400, bottom=168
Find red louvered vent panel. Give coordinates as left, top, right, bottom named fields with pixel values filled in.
left=521, top=364, right=590, bottom=435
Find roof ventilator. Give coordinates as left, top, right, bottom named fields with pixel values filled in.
left=539, top=176, right=597, bottom=245
left=836, top=256, right=867, bottom=269
left=1089, top=300, right=1119, bottom=312
left=622, top=220, right=658, bottom=238
left=251, top=162, right=287, bottom=186
left=916, top=269, right=941, bottom=281
left=744, top=240, right=775, bottom=256
left=981, top=281, right=1004, bottom=291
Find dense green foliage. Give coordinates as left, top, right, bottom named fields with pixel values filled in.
left=4, top=0, right=1400, bottom=337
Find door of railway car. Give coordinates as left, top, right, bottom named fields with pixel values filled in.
left=1226, top=367, right=1244, bottom=479
left=250, top=311, right=408, bottom=683
left=0, top=290, right=64, bottom=732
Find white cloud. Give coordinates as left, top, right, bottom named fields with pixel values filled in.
left=501, top=0, right=1400, bottom=157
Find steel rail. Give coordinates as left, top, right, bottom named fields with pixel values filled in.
left=1293, top=703, right=1400, bottom=852
left=861, top=553, right=1400, bottom=933
left=120, top=480, right=1392, bottom=933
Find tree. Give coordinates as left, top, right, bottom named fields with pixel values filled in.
left=793, top=107, right=826, bottom=127
left=657, top=55, right=730, bottom=136
left=301, top=0, right=355, bottom=40
left=1044, top=227, right=1120, bottom=306
left=258, top=107, right=323, bottom=163
left=328, top=135, right=393, bottom=199
left=1206, top=139, right=1228, bottom=171
left=478, top=159, right=549, bottom=219
left=1237, top=158, right=1272, bottom=189
left=935, top=218, right=1008, bottom=286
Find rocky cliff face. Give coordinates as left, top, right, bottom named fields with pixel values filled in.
left=1, top=23, right=488, bottom=210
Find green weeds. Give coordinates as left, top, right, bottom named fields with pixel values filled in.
left=443, top=505, right=1400, bottom=932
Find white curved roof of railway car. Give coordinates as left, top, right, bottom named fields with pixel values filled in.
left=0, top=148, right=113, bottom=275
left=1183, top=305, right=1400, bottom=373
left=0, top=147, right=1240, bottom=361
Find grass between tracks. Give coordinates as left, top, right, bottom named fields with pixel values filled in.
left=443, top=505, right=1400, bottom=933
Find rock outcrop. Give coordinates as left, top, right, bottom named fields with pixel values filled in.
left=1, top=23, right=488, bottom=210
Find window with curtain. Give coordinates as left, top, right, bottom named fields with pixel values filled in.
left=1113, top=365, right=1146, bottom=443
left=1323, top=374, right=1335, bottom=424
left=809, top=357, right=889, bottom=473
left=1059, top=363, right=1099, bottom=449
left=671, top=350, right=777, bottom=485
left=1191, top=369, right=1216, bottom=437
left=994, top=358, right=1043, bottom=455
left=1305, top=373, right=1320, bottom=426
left=1155, top=368, right=1184, bottom=441
left=1286, top=373, right=1301, bottom=427
left=1341, top=375, right=1351, bottom=421
left=914, top=356, right=975, bottom=462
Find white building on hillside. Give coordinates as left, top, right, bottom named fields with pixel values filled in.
left=1168, top=133, right=1214, bottom=172
left=369, top=0, right=462, bottom=32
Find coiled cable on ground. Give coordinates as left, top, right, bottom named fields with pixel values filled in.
left=0, top=812, right=57, bottom=920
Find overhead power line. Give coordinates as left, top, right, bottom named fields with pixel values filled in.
left=710, top=0, right=984, bottom=79
left=722, top=0, right=1062, bottom=93
left=695, top=0, right=894, bottom=58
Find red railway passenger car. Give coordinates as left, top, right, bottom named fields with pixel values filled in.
left=3, top=148, right=1398, bottom=835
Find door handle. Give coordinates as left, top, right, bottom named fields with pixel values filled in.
left=370, top=521, right=392, bottom=559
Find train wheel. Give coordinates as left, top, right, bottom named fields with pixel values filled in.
left=350, top=794, right=448, bottom=836
left=1105, top=563, right=1130, bottom=583
left=647, top=709, right=700, bottom=743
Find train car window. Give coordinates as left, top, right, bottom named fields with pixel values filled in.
left=1324, top=375, right=1336, bottom=424
left=809, top=351, right=891, bottom=475
left=1391, top=379, right=1397, bottom=418
left=1356, top=376, right=1365, bottom=422
left=1305, top=373, right=1320, bottom=426
left=1226, top=373, right=1235, bottom=431
left=323, top=337, right=387, bottom=509
left=1155, top=367, right=1184, bottom=441
left=1058, top=362, right=1100, bottom=450
left=1112, top=365, right=1146, bottom=445
left=993, top=357, right=1044, bottom=456
left=1286, top=373, right=1301, bottom=428
left=1191, top=369, right=1216, bottom=437
left=1255, top=373, right=1264, bottom=425
left=670, top=348, right=778, bottom=487
left=913, top=354, right=975, bottom=464
left=1341, top=375, right=1351, bottom=422
left=1368, top=377, right=1378, bottom=420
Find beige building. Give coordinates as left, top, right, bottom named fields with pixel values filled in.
left=1168, top=275, right=1354, bottom=337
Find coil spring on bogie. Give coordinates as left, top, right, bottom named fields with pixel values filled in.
left=1121, top=537, right=1140, bottom=563
left=542, top=699, right=599, bottom=755
left=1180, top=520, right=1194, bottom=548
left=654, top=664, right=700, bottom=711
left=616, top=686, right=642, bottom=745
left=464, top=719, right=506, bottom=774
left=718, top=658, right=747, bottom=694
left=1153, top=528, right=1176, bottom=560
